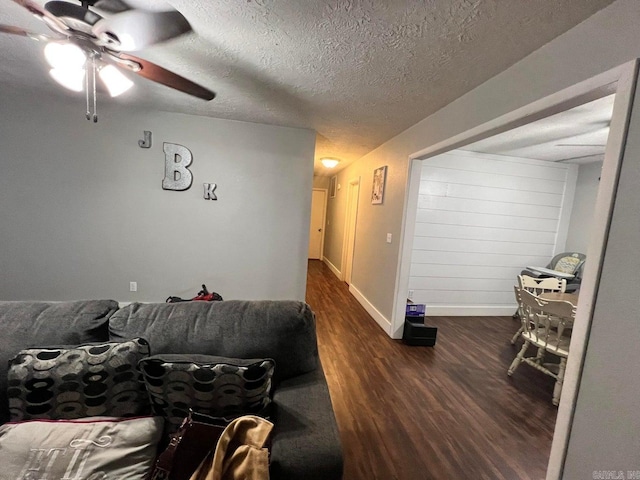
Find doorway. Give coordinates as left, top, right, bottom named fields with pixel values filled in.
left=342, top=178, right=360, bottom=284
left=392, top=60, right=640, bottom=479
left=404, top=90, right=614, bottom=318
left=309, top=188, right=327, bottom=260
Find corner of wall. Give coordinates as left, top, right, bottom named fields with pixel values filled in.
left=323, top=256, right=342, bottom=280
left=349, top=283, right=393, bottom=336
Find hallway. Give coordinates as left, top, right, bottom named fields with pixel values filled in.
left=305, top=259, right=557, bottom=479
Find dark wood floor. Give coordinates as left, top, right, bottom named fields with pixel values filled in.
left=305, top=260, right=557, bottom=480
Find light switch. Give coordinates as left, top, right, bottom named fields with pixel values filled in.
left=386, top=233, right=392, bottom=243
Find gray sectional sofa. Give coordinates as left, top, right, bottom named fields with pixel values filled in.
left=0, top=299, right=343, bottom=480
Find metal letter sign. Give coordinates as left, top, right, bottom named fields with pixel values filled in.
left=204, top=183, right=217, bottom=200
left=162, top=142, right=193, bottom=191
left=138, top=130, right=152, bottom=148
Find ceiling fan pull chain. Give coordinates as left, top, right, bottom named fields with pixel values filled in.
left=92, top=56, right=97, bottom=123
left=85, top=57, right=91, bottom=121
left=84, top=55, right=98, bottom=123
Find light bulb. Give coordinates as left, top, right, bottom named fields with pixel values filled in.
left=321, top=158, right=340, bottom=168
left=49, top=68, right=85, bottom=92
left=44, top=42, right=86, bottom=70
left=99, top=64, right=134, bottom=97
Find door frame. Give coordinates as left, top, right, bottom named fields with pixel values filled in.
left=390, top=60, right=638, bottom=479
left=341, top=177, right=360, bottom=284
left=310, top=188, right=328, bottom=260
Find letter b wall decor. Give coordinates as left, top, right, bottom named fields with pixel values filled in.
left=162, top=142, right=193, bottom=191
left=160, top=141, right=217, bottom=200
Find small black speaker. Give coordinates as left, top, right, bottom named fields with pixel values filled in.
left=402, top=317, right=438, bottom=346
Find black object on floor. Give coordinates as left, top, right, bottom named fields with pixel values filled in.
left=402, top=316, right=438, bottom=346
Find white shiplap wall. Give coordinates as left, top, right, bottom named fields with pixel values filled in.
left=409, top=150, right=575, bottom=315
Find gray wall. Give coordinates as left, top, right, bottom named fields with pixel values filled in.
left=0, top=87, right=315, bottom=302
left=312, top=175, right=330, bottom=189
left=565, top=161, right=604, bottom=254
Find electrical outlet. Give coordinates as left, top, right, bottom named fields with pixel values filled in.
left=386, top=233, right=392, bottom=243
left=129, top=281, right=137, bottom=292
left=408, top=290, right=414, bottom=300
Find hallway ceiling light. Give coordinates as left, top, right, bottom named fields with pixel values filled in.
left=321, top=158, right=340, bottom=168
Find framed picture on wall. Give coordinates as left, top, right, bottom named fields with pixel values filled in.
left=371, top=165, right=387, bottom=204
left=330, top=175, right=337, bottom=198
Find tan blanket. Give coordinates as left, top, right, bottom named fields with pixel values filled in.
left=190, top=415, right=273, bottom=480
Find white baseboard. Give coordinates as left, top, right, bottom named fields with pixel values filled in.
left=349, top=283, right=392, bottom=336
left=323, top=257, right=342, bottom=280
left=423, top=306, right=517, bottom=316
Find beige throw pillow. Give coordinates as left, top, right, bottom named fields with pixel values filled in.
left=0, top=416, right=163, bottom=479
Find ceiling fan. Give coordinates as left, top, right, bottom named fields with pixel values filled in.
left=1, top=0, right=215, bottom=122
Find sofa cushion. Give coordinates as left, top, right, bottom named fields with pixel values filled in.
left=0, top=300, right=118, bottom=424
left=139, top=354, right=275, bottom=433
left=7, top=338, right=151, bottom=421
left=109, top=301, right=318, bottom=382
left=0, top=416, right=162, bottom=479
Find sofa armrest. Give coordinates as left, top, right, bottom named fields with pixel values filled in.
left=270, top=363, right=343, bottom=480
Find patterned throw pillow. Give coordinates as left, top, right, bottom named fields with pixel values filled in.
left=139, top=354, right=275, bottom=433
left=0, top=416, right=163, bottom=479
left=7, top=338, right=151, bottom=421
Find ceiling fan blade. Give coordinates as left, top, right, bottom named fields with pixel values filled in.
left=107, top=52, right=215, bottom=100
left=92, top=9, right=191, bottom=51
left=11, top=0, right=71, bottom=35
left=0, top=23, right=51, bottom=41
left=556, top=144, right=606, bottom=147
left=0, top=24, right=29, bottom=36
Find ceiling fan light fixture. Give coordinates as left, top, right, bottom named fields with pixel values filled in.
left=44, top=42, right=86, bottom=70
left=3, top=0, right=214, bottom=122
left=98, top=64, right=134, bottom=97
left=321, top=158, right=340, bottom=168
left=49, top=67, right=85, bottom=92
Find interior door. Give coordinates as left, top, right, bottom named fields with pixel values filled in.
left=343, top=179, right=360, bottom=284
left=308, top=189, right=327, bottom=259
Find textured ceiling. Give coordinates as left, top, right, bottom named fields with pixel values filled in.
left=0, top=0, right=616, bottom=175
left=463, top=94, right=614, bottom=164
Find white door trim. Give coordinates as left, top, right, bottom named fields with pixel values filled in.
left=391, top=158, right=423, bottom=338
